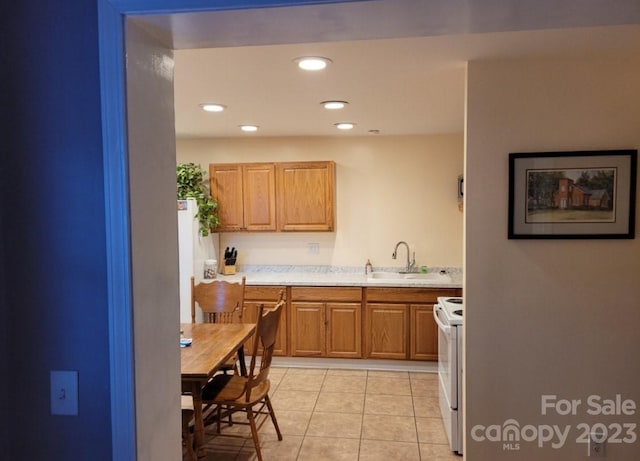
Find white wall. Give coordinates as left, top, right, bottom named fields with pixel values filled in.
left=126, top=22, right=181, bottom=461
left=177, top=134, right=463, bottom=270
left=465, top=54, right=640, bottom=459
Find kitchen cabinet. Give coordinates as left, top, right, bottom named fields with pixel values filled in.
left=290, top=287, right=361, bottom=358
left=365, top=303, right=408, bottom=360
left=276, top=161, right=335, bottom=232
left=210, top=163, right=276, bottom=232
left=211, top=161, right=335, bottom=232
left=364, top=287, right=461, bottom=361
left=410, top=304, right=438, bottom=360
left=243, top=286, right=287, bottom=356
left=240, top=283, right=461, bottom=361
left=289, top=302, right=325, bottom=356
left=326, top=303, right=361, bottom=358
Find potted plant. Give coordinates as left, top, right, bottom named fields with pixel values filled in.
left=176, top=162, right=219, bottom=236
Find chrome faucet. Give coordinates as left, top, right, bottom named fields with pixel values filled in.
left=392, top=241, right=416, bottom=273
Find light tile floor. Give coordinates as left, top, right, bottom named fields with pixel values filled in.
left=187, top=367, right=462, bottom=460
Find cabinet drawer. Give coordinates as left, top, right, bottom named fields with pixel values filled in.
left=365, top=287, right=459, bottom=304
left=244, top=286, right=286, bottom=301
left=291, top=286, right=362, bottom=302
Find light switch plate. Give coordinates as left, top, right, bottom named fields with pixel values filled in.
left=50, top=370, right=78, bottom=415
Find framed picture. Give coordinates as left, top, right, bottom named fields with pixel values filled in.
left=508, top=150, right=637, bottom=239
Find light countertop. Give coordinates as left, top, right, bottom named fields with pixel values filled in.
left=209, top=265, right=462, bottom=289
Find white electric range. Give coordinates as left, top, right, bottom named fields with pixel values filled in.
left=433, top=296, right=463, bottom=455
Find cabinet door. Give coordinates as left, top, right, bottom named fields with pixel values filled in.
left=243, top=163, right=276, bottom=231
left=410, top=304, right=438, bottom=361
left=243, top=300, right=287, bottom=356
left=290, top=302, right=326, bottom=356
left=276, top=161, right=335, bottom=231
left=210, top=164, right=244, bottom=231
left=326, top=303, right=361, bottom=358
left=365, top=304, right=408, bottom=359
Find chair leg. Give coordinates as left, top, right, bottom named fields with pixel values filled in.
left=264, top=395, right=283, bottom=440
left=216, top=406, right=222, bottom=434
left=182, top=413, right=196, bottom=461
left=246, top=407, right=263, bottom=461
left=183, top=434, right=196, bottom=461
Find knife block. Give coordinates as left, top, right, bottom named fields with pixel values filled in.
left=222, top=263, right=236, bottom=275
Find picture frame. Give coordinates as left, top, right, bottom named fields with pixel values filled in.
left=508, top=150, right=637, bottom=239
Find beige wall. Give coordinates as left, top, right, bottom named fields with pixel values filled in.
left=465, top=55, right=640, bottom=459
left=177, top=134, right=463, bottom=269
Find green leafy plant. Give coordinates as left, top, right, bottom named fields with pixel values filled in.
left=176, top=163, right=219, bottom=236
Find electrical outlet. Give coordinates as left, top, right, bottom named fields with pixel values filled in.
left=307, top=243, right=319, bottom=255
left=50, top=370, right=79, bottom=416
left=588, top=432, right=606, bottom=457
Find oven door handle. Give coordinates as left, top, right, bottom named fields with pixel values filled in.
left=433, top=305, right=451, bottom=333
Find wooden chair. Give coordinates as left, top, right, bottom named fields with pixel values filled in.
left=182, top=277, right=248, bottom=457
left=191, top=275, right=246, bottom=371
left=190, top=275, right=246, bottom=324
left=199, top=300, right=285, bottom=461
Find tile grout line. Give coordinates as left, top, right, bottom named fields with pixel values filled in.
left=357, top=369, right=370, bottom=460
left=296, top=368, right=327, bottom=461
left=410, top=375, right=424, bottom=461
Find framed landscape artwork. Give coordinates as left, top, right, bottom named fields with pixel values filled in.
left=508, top=150, right=637, bottom=239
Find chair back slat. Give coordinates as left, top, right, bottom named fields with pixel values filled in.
left=191, top=276, right=246, bottom=324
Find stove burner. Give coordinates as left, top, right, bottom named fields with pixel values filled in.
left=453, top=309, right=463, bottom=316
left=446, top=298, right=463, bottom=304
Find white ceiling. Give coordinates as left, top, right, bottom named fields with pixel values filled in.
left=132, top=0, right=640, bottom=138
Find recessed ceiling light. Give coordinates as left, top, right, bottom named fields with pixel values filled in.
left=321, top=100, right=348, bottom=110
left=294, top=56, right=332, bottom=71
left=199, top=103, right=226, bottom=112
left=239, top=125, right=259, bottom=132
left=335, top=122, right=355, bottom=130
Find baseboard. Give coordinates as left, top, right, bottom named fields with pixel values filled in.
left=271, top=356, right=438, bottom=373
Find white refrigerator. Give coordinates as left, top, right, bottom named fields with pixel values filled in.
left=177, top=198, right=218, bottom=323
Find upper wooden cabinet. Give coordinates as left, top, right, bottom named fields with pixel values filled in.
left=210, top=163, right=276, bottom=232
left=210, top=160, right=335, bottom=232
left=276, top=161, right=335, bottom=232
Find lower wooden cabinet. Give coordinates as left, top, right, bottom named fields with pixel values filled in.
left=290, top=287, right=362, bottom=358
left=410, top=304, right=438, bottom=360
left=365, top=304, right=408, bottom=359
left=326, top=303, right=361, bottom=358
left=242, top=284, right=460, bottom=361
left=365, top=287, right=462, bottom=361
left=290, top=302, right=326, bottom=356
left=243, top=286, right=287, bottom=356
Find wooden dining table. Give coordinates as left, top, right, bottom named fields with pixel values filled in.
left=180, top=322, right=256, bottom=459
